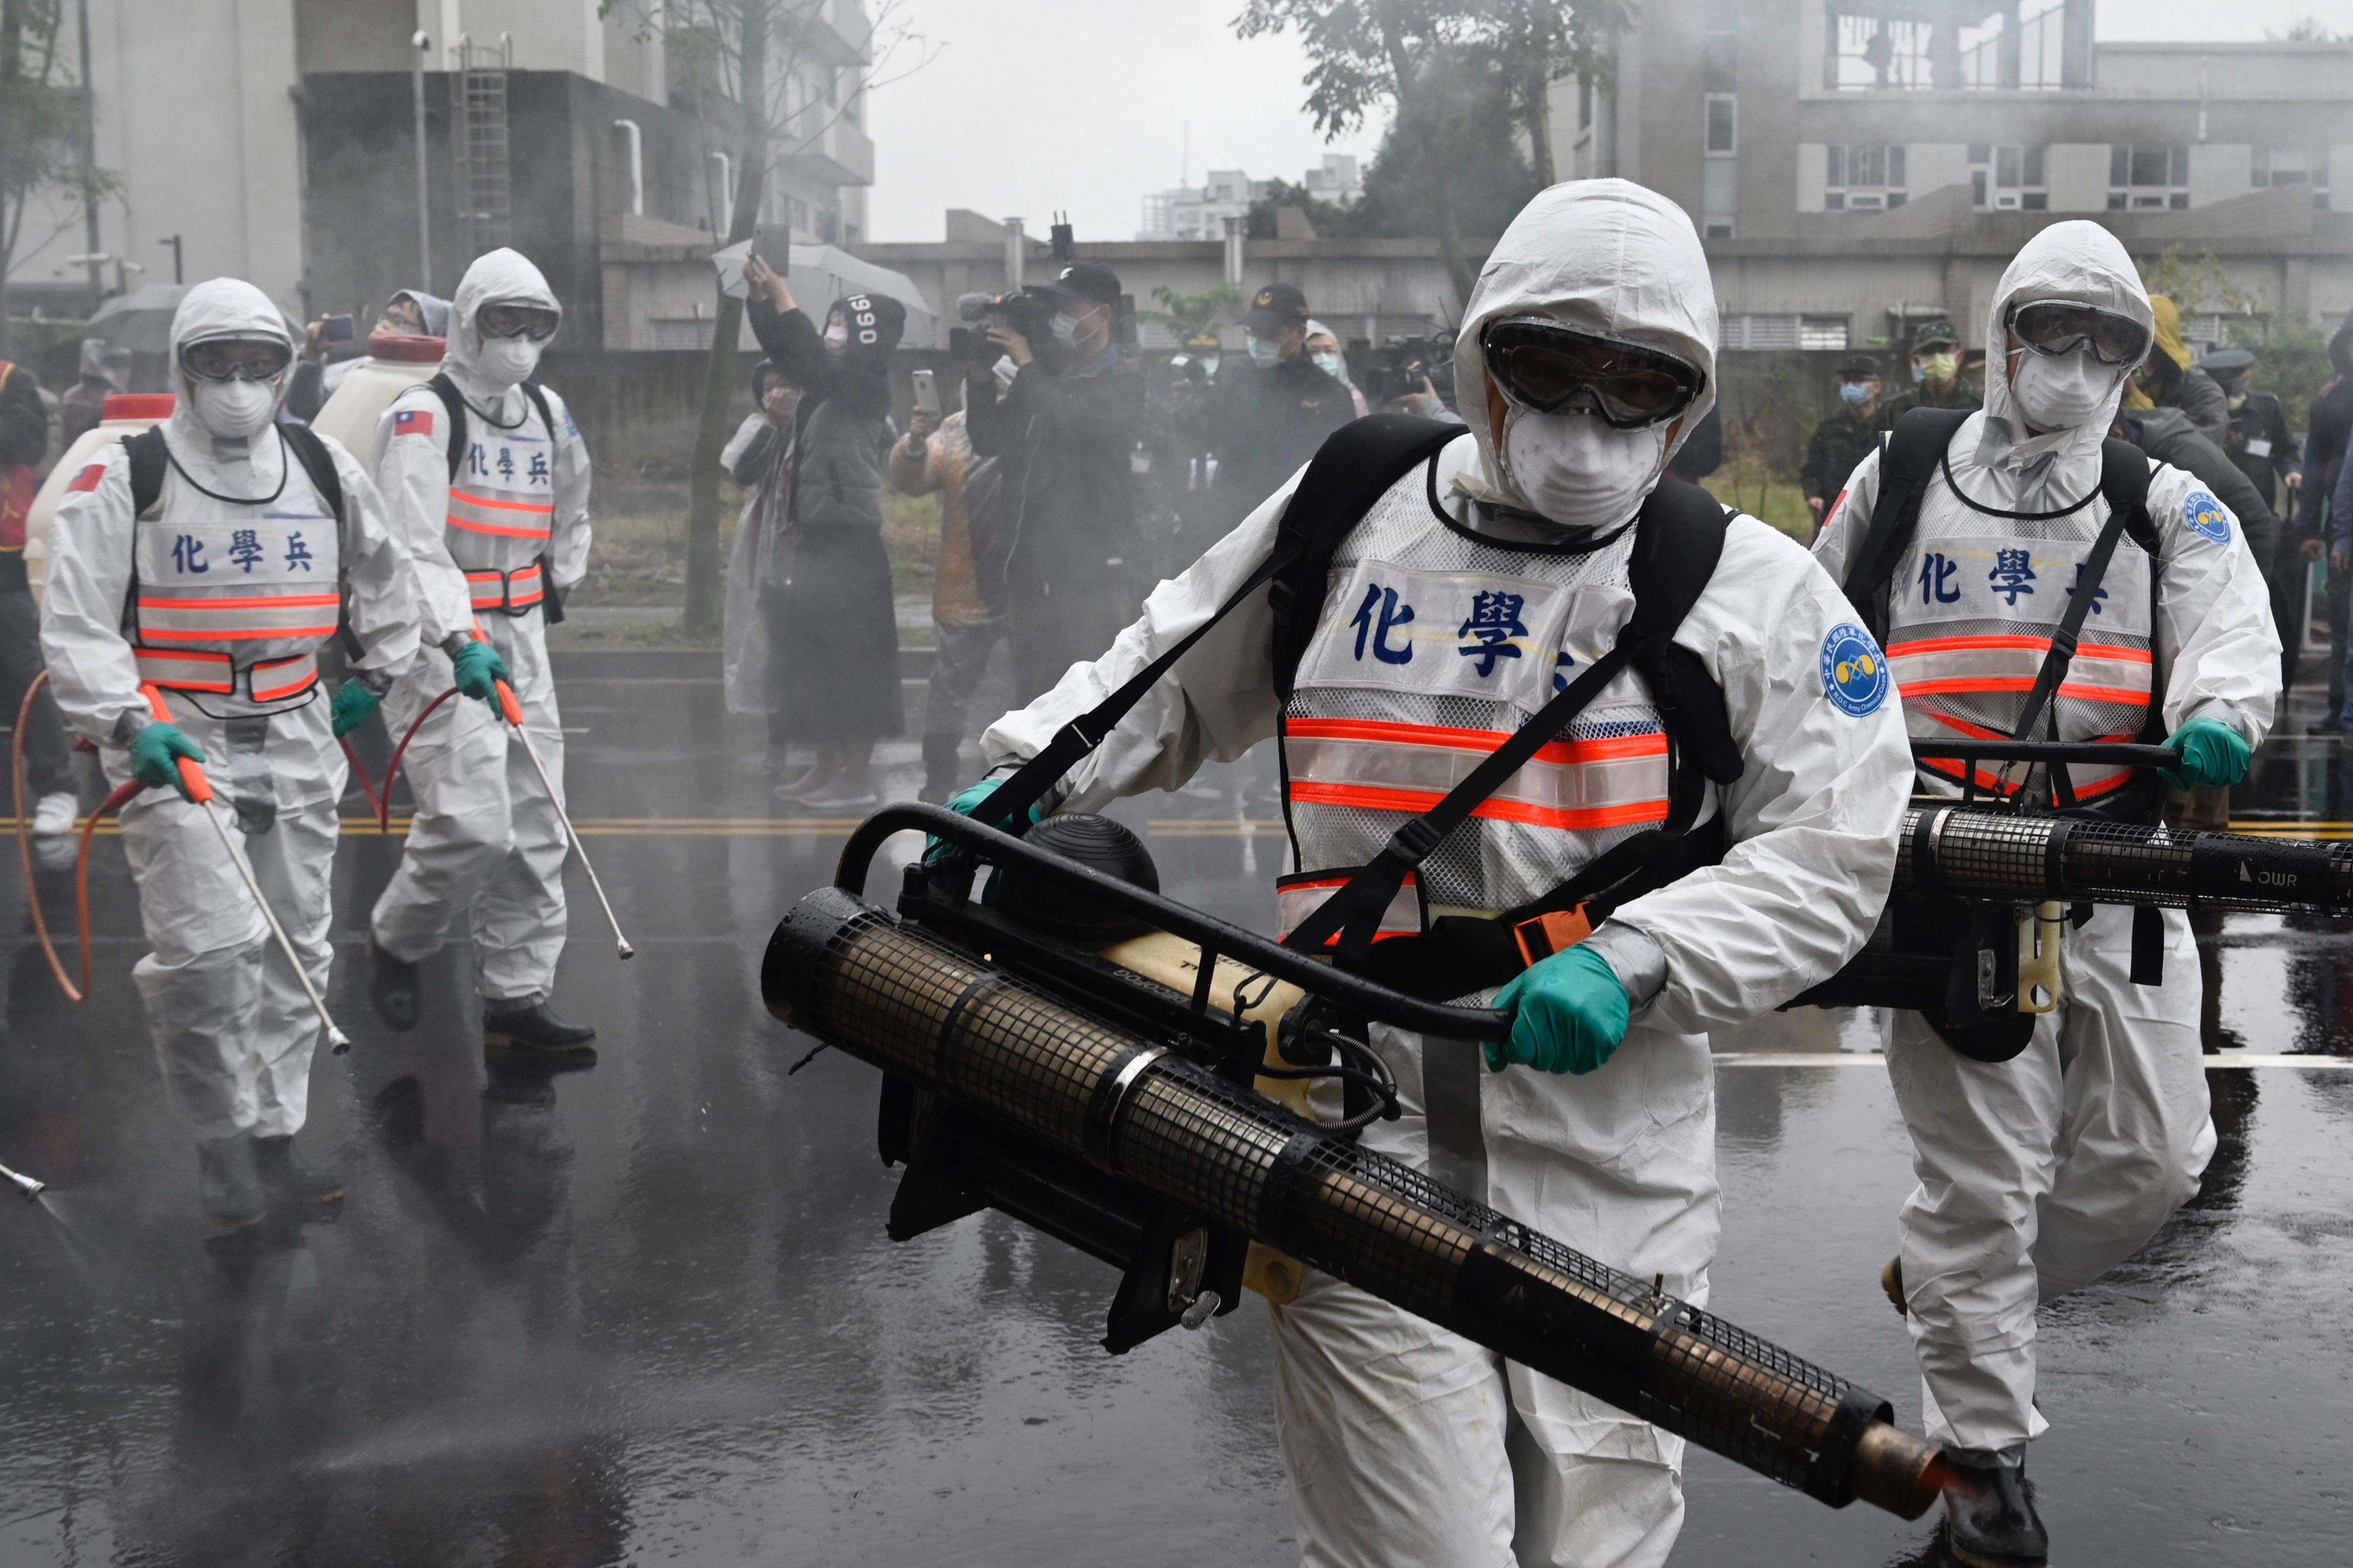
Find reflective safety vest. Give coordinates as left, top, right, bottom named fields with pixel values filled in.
left=1852, top=413, right=2162, bottom=806
left=414, top=374, right=564, bottom=615
left=125, top=434, right=343, bottom=714
left=1273, top=487, right=1680, bottom=943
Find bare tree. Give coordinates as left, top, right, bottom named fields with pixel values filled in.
left=0, top=0, right=111, bottom=352
left=1469, top=1, right=1628, bottom=188
left=605, top=0, right=930, bottom=636
left=1235, top=0, right=1483, bottom=306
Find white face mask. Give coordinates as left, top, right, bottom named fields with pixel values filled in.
left=189, top=377, right=279, bottom=439
left=1246, top=335, right=1281, bottom=369
left=474, top=335, right=543, bottom=388
left=1311, top=351, right=1342, bottom=378
left=2007, top=346, right=2120, bottom=434
left=1497, top=407, right=1668, bottom=533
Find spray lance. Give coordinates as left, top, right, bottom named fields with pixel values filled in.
left=763, top=802, right=1950, bottom=1522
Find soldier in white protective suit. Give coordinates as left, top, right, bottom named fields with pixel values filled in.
left=954, top=182, right=1915, bottom=1567
left=1812, top=221, right=2279, bottom=1567
left=364, top=249, right=596, bottom=1055
left=40, top=279, right=424, bottom=1228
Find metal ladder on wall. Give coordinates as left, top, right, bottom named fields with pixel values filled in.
left=450, top=34, right=513, bottom=262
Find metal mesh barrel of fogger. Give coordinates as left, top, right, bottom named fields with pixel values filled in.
left=764, top=887, right=1943, bottom=1518
left=1901, top=808, right=2353, bottom=911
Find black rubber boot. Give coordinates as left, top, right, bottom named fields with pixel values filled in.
left=1941, top=1449, right=2048, bottom=1568
left=251, top=1134, right=345, bottom=1205
left=920, top=734, right=964, bottom=805
left=1881, top=1255, right=1907, bottom=1316
left=197, top=1136, right=266, bottom=1229
left=369, top=938, right=420, bottom=1032
left=483, top=1000, right=598, bottom=1057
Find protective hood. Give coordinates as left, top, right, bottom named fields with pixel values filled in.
left=389, top=287, right=452, bottom=339
left=164, top=277, right=296, bottom=466
left=77, top=336, right=130, bottom=391
left=1978, top=221, right=2152, bottom=473
left=829, top=292, right=906, bottom=360
left=445, top=248, right=561, bottom=395
left=1451, top=180, right=1718, bottom=523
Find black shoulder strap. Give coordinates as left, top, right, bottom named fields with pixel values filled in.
left=1282, top=478, right=1734, bottom=967
left=426, top=372, right=468, bottom=482
left=278, top=423, right=345, bottom=522
left=125, top=427, right=169, bottom=520
left=1838, top=406, right=1972, bottom=644
left=976, top=415, right=1462, bottom=836
left=2097, top=434, right=2157, bottom=554
left=521, top=378, right=559, bottom=449
left=1268, top=415, right=1469, bottom=700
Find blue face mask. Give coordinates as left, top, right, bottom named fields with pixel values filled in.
left=1247, top=336, right=1281, bottom=369
left=1311, top=352, right=1342, bottom=378
left=1841, top=381, right=1874, bottom=407
left=1050, top=312, right=1082, bottom=347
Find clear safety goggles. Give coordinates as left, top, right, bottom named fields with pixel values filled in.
left=478, top=302, right=561, bottom=342
left=179, top=337, right=293, bottom=383
left=2005, top=301, right=2152, bottom=366
left=1479, top=318, right=1705, bottom=430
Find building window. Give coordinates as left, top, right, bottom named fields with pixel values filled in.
left=2254, top=146, right=2330, bottom=209
left=1969, top=144, right=2047, bottom=210
left=1722, top=314, right=1849, bottom=351
left=1704, top=94, right=1737, bottom=155
left=1704, top=221, right=1735, bottom=240
left=2108, top=144, right=2189, bottom=211
left=1827, top=1, right=2080, bottom=91
left=1578, top=78, right=1593, bottom=130
left=1826, top=144, right=1906, bottom=210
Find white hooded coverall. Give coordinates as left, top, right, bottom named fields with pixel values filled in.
left=983, top=183, right=1914, bottom=1567
left=1809, top=221, right=2280, bottom=1454
left=367, top=249, right=593, bottom=1006
left=40, top=279, right=422, bottom=1140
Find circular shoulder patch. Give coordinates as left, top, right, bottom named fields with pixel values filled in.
left=2183, top=490, right=2232, bottom=545
left=1820, top=622, right=1889, bottom=717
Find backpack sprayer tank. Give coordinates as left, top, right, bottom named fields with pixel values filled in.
left=764, top=803, right=1946, bottom=1521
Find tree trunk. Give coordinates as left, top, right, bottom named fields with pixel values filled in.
left=1523, top=64, right=1556, bottom=188
left=1379, top=11, right=1476, bottom=313
left=681, top=2, right=772, bottom=638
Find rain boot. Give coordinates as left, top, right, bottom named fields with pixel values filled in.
left=1881, top=1255, right=1907, bottom=1315
left=252, top=1134, right=345, bottom=1205
left=484, top=998, right=598, bottom=1058
left=369, top=937, right=421, bottom=1032
left=1940, top=1448, right=2048, bottom=1568
left=197, top=1135, right=266, bottom=1229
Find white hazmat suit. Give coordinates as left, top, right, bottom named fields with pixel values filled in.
left=40, top=279, right=422, bottom=1140
left=367, top=249, right=592, bottom=1009
left=982, top=182, right=1915, bottom=1567
left=1810, top=221, right=2280, bottom=1456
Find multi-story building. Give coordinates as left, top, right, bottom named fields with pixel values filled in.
left=1137, top=157, right=1361, bottom=241
left=8, top=0, right=876, bottom=353
left=1558, top=0, right=2353, bottom=353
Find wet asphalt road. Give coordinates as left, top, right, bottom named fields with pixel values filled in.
left=3, top=661, right=2351, bottom=1567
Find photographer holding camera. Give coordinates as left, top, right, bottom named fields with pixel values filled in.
left=964, top=259, right=1147, bottom=704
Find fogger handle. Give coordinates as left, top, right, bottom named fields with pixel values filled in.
left=138, top=684, right=214, bottom=804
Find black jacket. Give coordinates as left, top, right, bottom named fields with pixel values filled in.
left=1801, top=405, right=1884, bottom=503
left=0, top=359, right=44, bottom=471
left=1195, top=353, right=1355, bottom=529
left=2121, top=406, right=2280, bottom=574
left=2218, top=385, right=2300, bottom=512
left=748, top=296, right=895, bottom=531
left=2296, top=317, right=2353, bottom=536
left=965, top=344, right=1146, bottom=606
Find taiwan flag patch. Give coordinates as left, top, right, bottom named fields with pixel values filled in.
left=66, top=464, right=105, bottom=492
left=394, top=409, right=436, bottom=438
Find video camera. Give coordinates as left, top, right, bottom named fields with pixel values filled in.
left=950, top=287, right=1058, bottom=364
left=1364, top=331, right=1457, bottom=409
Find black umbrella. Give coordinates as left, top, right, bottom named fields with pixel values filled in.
left=87, top=284, right=305, bottom=356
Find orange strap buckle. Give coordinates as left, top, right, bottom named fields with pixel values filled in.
left=1511, top=906, right=1592, bottom=968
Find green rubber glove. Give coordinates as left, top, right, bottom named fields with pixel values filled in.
left=329, top=679, right=382, bottom=739
left=1482, top=945, right=1631, bottom=1076
left=927, top=775, right=1045, bottom=860
left=128, top=721, right=207, bottom=801
left=449, top=639, right=511, bottom=705
left=2159, top=716, right=2252, bottom=789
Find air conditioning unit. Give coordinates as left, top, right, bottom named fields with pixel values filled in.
left=1995, top=193, right=2020, bottom=210
left=1850, top=193, right=1886, bottom=210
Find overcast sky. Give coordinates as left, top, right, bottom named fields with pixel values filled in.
left=862, top=1, right=2347, bottom=245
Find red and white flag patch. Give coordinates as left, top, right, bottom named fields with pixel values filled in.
left=394, top=409, right=436, bottom=438
left=67, top=464, right=105, bottom=493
